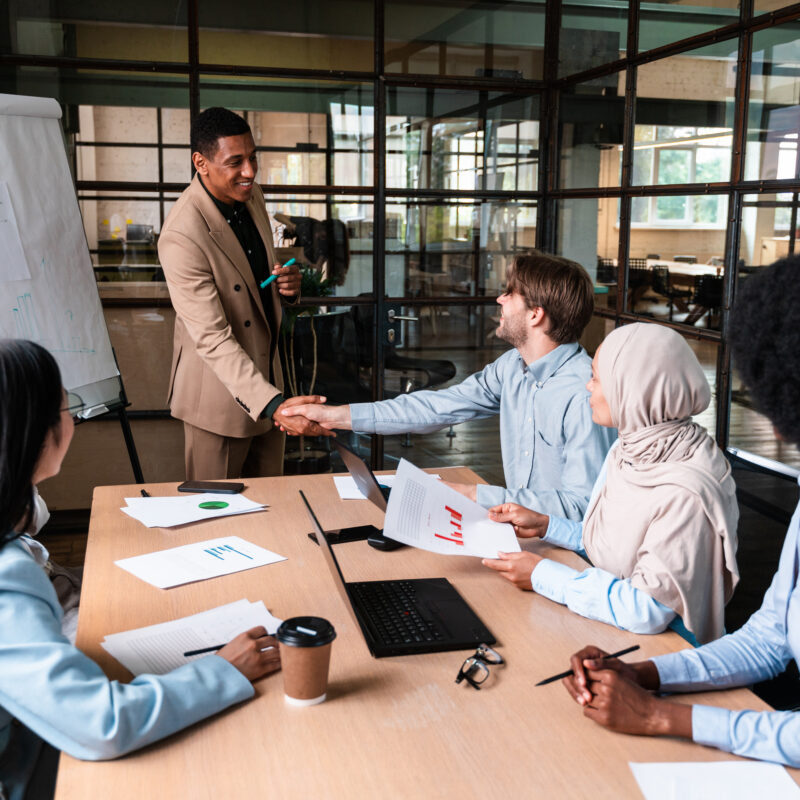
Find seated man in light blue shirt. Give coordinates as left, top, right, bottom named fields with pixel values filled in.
left=560, top=253, right=800, bottom=768
left=282, top=252, right=616, bottom=520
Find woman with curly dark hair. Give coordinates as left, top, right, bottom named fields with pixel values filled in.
left=560, top=253, right=800, bottom=766
left=0, top=340, right=280, bottom=800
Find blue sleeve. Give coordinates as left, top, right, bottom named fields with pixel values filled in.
left=651, top=547, right=800, bottom=766
left=487, top=397, right=615, bottom=520
left=690, top=705, right=800, bottom=767
left=530, top=560, right=676, bottom=634
left=0, top=551, right=254, bottom=761
left=350, top=360, right=504, bottom=435
left=542, top=515, right=584, bottom=553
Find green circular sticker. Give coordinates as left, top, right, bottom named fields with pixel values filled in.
left=198, top=501, right=229, bottom=510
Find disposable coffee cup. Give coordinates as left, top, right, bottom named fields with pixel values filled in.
left=276, top=616, right=336, bottom=706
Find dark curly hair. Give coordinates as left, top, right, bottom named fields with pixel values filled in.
left=730, top=253, right=800, bottom=446
left=0, top=340, right=63, bottom=547
left=190, top=107, right=250, bottom=159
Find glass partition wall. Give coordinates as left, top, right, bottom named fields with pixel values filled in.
left=3, top=1, right=800, bottom=471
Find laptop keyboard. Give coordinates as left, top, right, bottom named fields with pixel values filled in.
left=350, top=580, right=446, bottom=646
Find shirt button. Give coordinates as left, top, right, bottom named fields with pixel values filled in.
left=244, top=320, right=251, bottom=327
left=247, top=249, right=251, bottom=254
left=524, top=451, right=529, bottom=456
left=234, top=284, right=241, bottom=291
left=528, top=417, right=532, bottom=423
left=536, top=381, right=543, bottom=388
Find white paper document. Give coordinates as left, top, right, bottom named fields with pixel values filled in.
left=101, top=599, right=282, bottom=676
left=121, top=492, right=267, bottom=528
left=333, top=472, right=441, bottom=500
left=382, top=459, right=520, bottom=558
left=0, top=181, right=30, bottom=281
left=629, top=761, right=800, bottom=800
left=115, top=535, right=286, bottom=589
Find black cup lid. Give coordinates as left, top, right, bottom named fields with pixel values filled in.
left=276, top=616, right=337, bottom=647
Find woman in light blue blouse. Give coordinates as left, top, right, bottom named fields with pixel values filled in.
left=0, top=340, right=280, bottom=800
left=561, top=254, right=800, bottom=767
left=483, top=322, right=739, bottom=645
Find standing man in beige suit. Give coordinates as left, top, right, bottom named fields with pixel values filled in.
left=159, top=107, right=327, bottom=480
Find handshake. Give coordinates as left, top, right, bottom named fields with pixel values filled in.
left=271, top=395, right=351, bottom=438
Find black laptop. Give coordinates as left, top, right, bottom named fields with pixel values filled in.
left=333, top=439, right=391, bottom=511
left=299, top=489, right=496, bottom=658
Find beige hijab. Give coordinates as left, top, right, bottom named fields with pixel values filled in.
left=582, top=323, right=739, bottom=644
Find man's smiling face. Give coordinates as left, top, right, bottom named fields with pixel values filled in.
left=195, top=132, right=258, bottom=206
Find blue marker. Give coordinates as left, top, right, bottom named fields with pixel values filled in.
left=260, top=257, right=296, bottom=289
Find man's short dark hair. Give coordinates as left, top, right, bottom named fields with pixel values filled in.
left=190, top=107, right=251, bottom=159
left=505, top=251, right=594, bottom=344
left=730, top=253, right=800, bottom=446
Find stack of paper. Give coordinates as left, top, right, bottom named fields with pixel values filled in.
left=383, top=459, right=521, bottom=559
left=115, top=535, right=286, bottom=588
left=102, top=599, right=282, bottom=676
left=121, top=492, right=268, bottom=528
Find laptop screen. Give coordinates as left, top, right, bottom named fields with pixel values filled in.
left=333, top=441, right=388, bottom=512
left=298, top=490, right=361, bottom=631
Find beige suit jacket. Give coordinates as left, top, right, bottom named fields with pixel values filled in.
left=159, top=175, right=287, bottom=438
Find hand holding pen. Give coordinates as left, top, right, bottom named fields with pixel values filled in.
left=193, top=627, right=281, bottom=682
left=537, top=645, right=641, bottom=687
left=261, top=257, right=300, bottom=296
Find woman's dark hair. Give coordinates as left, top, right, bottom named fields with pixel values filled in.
left=0, top=339, right=63, bottom=546
left=730, top=254, right=800, bottom=446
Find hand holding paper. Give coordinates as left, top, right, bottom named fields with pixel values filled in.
left=382, top=459, right=520, bottom=558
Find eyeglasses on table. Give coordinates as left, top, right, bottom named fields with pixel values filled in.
left=455, top=644, right=504, bottom=690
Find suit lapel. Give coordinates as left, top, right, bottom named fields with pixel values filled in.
left=247, top=191, right=283, bottom=326
left=190, top=176, right=268, bottom=326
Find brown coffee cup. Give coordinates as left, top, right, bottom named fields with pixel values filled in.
left=275, top=616, right=337, bottom=706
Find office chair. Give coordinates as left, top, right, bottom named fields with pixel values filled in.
left=596, top=256, right=617, bottom=284
left=626, top=263, right=652, bottom=313
left=651, top=266, right=692, bottom=321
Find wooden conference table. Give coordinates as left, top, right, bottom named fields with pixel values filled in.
left=55, top=469, right=799, bottom=799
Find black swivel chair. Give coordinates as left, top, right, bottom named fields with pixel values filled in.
left=626, top=263, right=652, bottom=313
left=651, top=265, right=693, bottom=321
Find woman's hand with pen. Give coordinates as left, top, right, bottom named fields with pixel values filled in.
left=217, top=626, right=281, bottom=682
left=561, top=644, right=692, bottom=739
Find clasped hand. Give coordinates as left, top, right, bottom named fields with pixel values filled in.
left=273, top=395, right=336, bottom=438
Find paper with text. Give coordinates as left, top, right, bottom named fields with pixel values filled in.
left=383, top=459, right=520, bottom=558
left=101, top=599, right=282, bottom=675
left=115, top=535, right=286, bottom=588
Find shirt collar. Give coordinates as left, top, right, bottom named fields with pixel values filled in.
left=198, top=174, right=245, bottom=223
left=523, top=342, right=581, bottom=384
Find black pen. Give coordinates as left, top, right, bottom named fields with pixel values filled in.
left=140, top=489, right=150, bottom=498
left=535, top=644, right=641, bottom=686
left=184, top=641, right=277, bottom=658
left=184, top=644, right=223, bottom=657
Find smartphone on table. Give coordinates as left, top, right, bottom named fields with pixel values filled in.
left=177, top=480, right=245, bottom=494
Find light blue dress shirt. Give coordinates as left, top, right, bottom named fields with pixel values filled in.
left=531, top=444, right=697, bottom=642
left=652, top=480, right=800, bottom=766
left=0, top=538, right=254, bottom=800
left=350, top=344, right=616, bottom=519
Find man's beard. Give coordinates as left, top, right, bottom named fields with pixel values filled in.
left=496, top=316, right=527, bottom=349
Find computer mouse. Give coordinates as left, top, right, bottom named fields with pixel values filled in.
left=367, top=533, right=405, bottom=551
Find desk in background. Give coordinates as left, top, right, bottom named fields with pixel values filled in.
left=55, top=470, right=799, bottom=799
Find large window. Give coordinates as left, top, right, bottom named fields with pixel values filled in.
left=7, top=1, right=800, bottom=473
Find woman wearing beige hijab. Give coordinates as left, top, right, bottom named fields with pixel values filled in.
left=483, top=322, right=739, bottom=645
